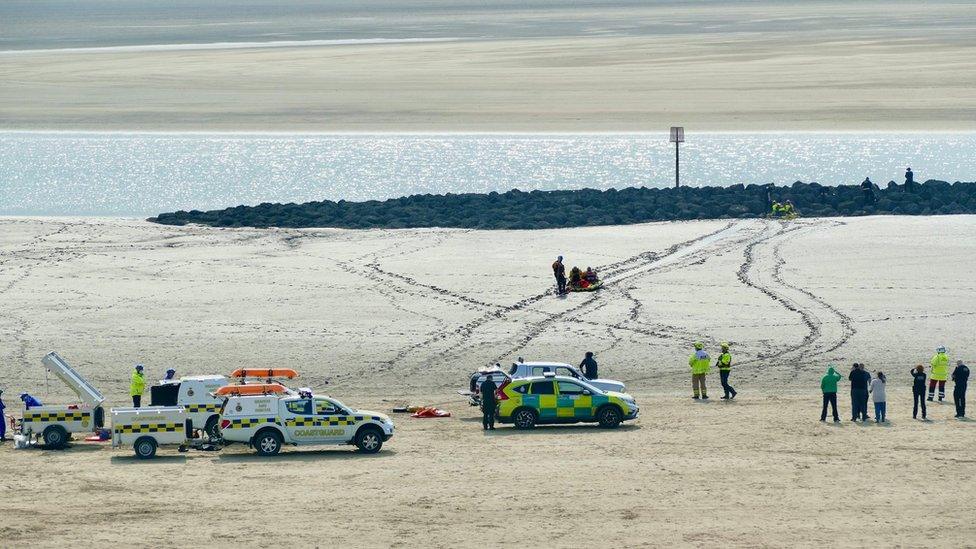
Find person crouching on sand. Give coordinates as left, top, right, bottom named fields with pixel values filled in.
left=820, top=366, right=842, bottom=422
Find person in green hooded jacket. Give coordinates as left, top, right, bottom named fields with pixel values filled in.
left=820, top=365, right=842, bottom=422
left=689, top=342, right=711, bottom=400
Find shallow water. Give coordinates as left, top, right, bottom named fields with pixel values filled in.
left=1, top=132, right=974, bottom=216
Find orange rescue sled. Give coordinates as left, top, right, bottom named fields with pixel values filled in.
left=229, top=368, right=299, bottom=379
left=215, top=383, right=288, bottom=396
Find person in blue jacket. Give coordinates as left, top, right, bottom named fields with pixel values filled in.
left=20, top=392, right=43, bottom=409
left=0, top=388, right=7, bottom=442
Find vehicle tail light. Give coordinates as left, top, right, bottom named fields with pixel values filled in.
left=220, top=419, right=231, bottom=430
left=496, top=380, right=510, bottom=401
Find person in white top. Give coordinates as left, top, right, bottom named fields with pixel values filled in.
left=870, top=372, right=887, bottom=423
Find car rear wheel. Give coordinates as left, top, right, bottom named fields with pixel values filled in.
left=254, top=430, right=282, bottom=456
left=134, top=436, right=158, bottom=459
left=597, top=406, right=622, bottom=428
left=355, top=427, right=383, bottom=454
left=513, top=409, right=537, bottom=430
left=42, top=425, right=68, bottom=449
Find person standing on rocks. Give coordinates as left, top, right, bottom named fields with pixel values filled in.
left=689, top=342, right=711, bottom=400
left=820, top=366, right=842, bottom=422
left=911, top=365, right=928, bottom=420
left=905, top=167, right=915, bottom=191
left=952, top=360, right=969, bottom=418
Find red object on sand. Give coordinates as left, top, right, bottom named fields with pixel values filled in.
left=410, top=407, right=451, bottom=418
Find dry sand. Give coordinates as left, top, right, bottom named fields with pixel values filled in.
left=2, top=1, right=976, bottom=131
left=1, top=215, right=975, bottom=547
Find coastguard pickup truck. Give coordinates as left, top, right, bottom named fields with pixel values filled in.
left=150, top=375, right=228, bottom=439
left=219, top=387, right=394, bottom=456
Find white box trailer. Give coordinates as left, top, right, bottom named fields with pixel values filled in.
left=20, top=352, right=106, bottom=448
left=111, top=407, right=193, bottom=459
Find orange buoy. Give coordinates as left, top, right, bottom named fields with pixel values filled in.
left=215, top=383, right=288, bottom=396
left=229, top=368, right=298, bottom=379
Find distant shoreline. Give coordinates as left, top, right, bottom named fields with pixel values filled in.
left=149, top=180, right=976, bottom=230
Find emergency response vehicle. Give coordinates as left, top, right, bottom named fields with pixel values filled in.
left=150, top=375, right=228, bottom=438
left=111, top=406, right=194, bottom=459
left=218, top=385, right=394, bottom=456
left=19, top=352, right=105, bottom=448
left=495, top=373, right=638, bottom=429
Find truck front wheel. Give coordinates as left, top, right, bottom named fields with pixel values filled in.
left=254, top=429, right=282, bottom=456
left=354, top=427, right=384, bottom=454
left=134, top=436, right=158, bottom=459
left=204, top=415, right=220, bottom=440
left=42, top=425, right=68, bottom=449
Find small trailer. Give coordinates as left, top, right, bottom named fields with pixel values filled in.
left=20, top=352, right=106, bottom=448
left=111, top=406, right=194, bottom=459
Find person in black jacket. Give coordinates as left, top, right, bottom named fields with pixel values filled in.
left=579, top=352, right=598, bottom=380
left=911, top=365, right=928, bottom=420
left=952, top=360, right=970, bottom=418
left=849, top=363, right=871, bottom=421
left=480, top=376, right=498, bottom=430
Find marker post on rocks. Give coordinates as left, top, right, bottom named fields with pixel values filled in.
left=670, top=126, right=685, bottom=188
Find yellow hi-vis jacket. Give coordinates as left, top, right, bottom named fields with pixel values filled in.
left=718, top=352, right=732, bottom=371
left=689, top=351, right=711, bottom=375
left=931, top=353, right=949, bottom=381
left=130, top=371, right=145, bottom=396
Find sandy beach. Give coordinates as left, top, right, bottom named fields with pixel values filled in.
left=2, top=1, right=976, bottom=131
left=1, top=215, right=975, bottom=546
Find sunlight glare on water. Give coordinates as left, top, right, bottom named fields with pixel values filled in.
left=1, top=132, right=974, bottom=216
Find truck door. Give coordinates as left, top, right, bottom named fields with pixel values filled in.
left=313, top=398, right=355, bottom=442
left=282, top=397, right=325, bottom=444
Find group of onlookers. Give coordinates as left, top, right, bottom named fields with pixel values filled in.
left=820, top=347, right=969, bottom=422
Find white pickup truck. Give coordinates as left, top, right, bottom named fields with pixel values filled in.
left=508, top=361, right=626, bottom=394
left=219, top=389, right=394, bottom=456
left=19, top=352, right=106, bottom=448
left=150, top=375, right=228, bottom=438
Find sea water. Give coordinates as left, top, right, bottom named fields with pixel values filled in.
left=1, top=132, right=974, bottom=216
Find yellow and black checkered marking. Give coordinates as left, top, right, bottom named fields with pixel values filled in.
left=113, top=422, right=183, bottom=435
left=184, top=404, right=220, bottom=413
left=284, top=415, right=384, bottom=427
left=23, top=411, right=90, bottom=423
left=225, top=416, right=279, bottom=429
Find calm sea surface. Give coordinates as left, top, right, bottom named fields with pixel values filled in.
left=1, top=132, right=974, bottom=216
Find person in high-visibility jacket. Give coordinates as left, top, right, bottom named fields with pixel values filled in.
left=689, top=342, right=711, bottom=400
left=717, top=342, right=736, bottom=400
left=130, top=364, right=146, bottom=408
left=929, top=347, right=949, bottom=401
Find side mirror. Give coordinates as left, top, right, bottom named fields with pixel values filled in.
left=582, top=390, right=592, bottom=396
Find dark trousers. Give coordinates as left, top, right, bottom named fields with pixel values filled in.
left=821, top=392, right=839, bottom=421
left=913, top=391, right=927, bottom=418
left=0, top=411, right=6, bottom=439
left=720, top=370, right=736, bottom=397
left=929, top=379, right=946, bottom=399
left=482, top=402, right=495, bottom=429
left=954, top=384, right=967, bottom=417
left=851, top=389, right=868, bottom=420
left=132, top=395, right=141, bottom=408
left=556, top=276, right=567, bottom=294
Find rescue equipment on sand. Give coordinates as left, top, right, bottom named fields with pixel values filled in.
left=568, top=280, right=603, bottom=292
left=410, top=407, right=451, bottom=418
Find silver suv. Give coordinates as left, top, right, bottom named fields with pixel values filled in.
left=508, top=361, right=625, bottom=393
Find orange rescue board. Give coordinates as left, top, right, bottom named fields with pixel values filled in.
left=229, top=368, right=298, bottom=379
left=215, top=383, right=288, bottom=396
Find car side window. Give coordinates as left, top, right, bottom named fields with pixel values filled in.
left=557, top=381, right=585, bottom=395
left=513, top=384, right=529, bottom=394
left=285, top=399, right=312, bottom=415
left=529, top=381, right=555, bottom=395
left=556, top=367, right=579, bottom=379
left=314, top=399, right=341, bottom=415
